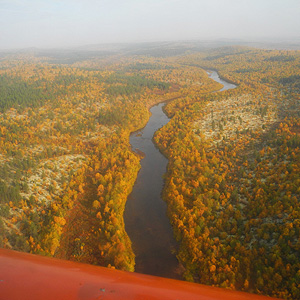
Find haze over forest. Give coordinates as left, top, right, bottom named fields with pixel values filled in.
left=1, top=0, right=300, bottom=49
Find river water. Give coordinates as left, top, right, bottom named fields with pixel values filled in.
left=124, top=103, right=180, bottom=279
left=124, top=70, right=236, bottom=279
left=207, top=70, right=237, bottom=91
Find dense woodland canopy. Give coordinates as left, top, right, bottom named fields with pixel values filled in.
left=0, top=46, right=299, bottom=299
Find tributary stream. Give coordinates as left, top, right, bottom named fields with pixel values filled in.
left=124, top=70, right=236, bottom=279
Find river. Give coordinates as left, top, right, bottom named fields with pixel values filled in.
left=124, top=103, right=180, bottom=279
left=207, top=70, right=237, bottom=91
left=124, top=70, right=236, bottom=279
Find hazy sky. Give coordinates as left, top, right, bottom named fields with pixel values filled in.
left=1, top=0, right=300, bottom=49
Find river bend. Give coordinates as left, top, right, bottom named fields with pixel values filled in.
left=124, top=70, right=236, bottom=279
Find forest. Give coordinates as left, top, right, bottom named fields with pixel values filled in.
left=0, top=46, right=299, bottom=299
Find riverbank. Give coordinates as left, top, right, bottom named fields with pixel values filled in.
left=152, top=70, right=238, bottom=283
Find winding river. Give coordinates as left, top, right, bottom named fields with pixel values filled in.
left=124, top=70, right=236, bottom=279
left=207, top=70, right=237, bottom=91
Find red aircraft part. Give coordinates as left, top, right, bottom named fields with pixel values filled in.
left=0, top=249, right=281, bottom=300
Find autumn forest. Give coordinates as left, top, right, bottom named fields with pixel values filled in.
left=0, top=44, right=299, bottom=299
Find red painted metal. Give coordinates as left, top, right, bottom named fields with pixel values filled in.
left=0, top=249, right=281, bottom=300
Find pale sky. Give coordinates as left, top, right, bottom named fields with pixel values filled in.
left=0, top=0, right=299, bottom=49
